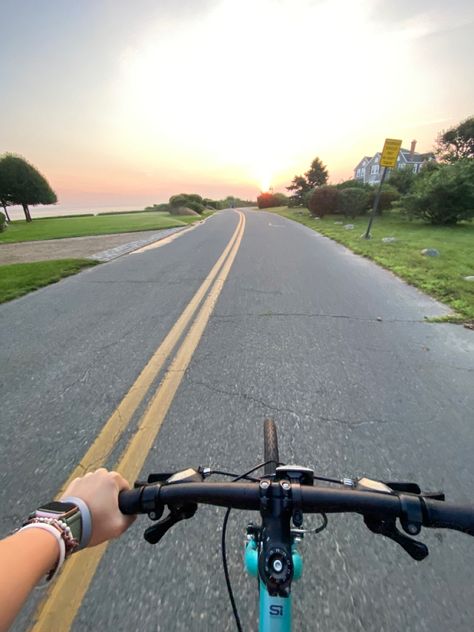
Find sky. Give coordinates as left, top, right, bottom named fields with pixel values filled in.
left=1, top=0, right=473, bottom=209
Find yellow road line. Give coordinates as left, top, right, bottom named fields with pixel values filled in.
left=132, top=221, right=199, bottom=254
left=57, top=211, right=243, bottom=494
left=30, top=211, right=246, bottom=632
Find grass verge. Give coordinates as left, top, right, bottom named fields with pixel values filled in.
left=0, top=212, right=206, bottom=243
left=0, top=259, right=99, bottom=304
left=268, top=207, right=474, bottom=322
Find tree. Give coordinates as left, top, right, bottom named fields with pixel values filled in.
left=398, top=159, right=474, bottom=225
left=0, top=154, right=57, bottom=222
left=305, top=157, right=328, bottom=188
left=435, top=116, right=474, bottom=163
left=286, top=157, right=329, bottom=207
left=286, top=175, right=311, bottom=207
left=0, top=200, right=11, bottom=222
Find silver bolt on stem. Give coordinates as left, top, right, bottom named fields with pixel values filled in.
left=273, top=559, right=283, bottom=572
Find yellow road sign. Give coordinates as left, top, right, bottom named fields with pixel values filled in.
left=380, top=138, right=402, bottom=168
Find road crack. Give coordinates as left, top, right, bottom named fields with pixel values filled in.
left=186, top=379, right=302, bottom=417
left=211, top=312, right=425, bottom=324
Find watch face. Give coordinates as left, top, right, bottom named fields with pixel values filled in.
left=37, top=501, right=77, bottom=515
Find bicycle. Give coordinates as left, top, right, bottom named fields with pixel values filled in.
left=119, top=419, right=474, bottom=631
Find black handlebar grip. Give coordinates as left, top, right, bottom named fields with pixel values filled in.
left=119, top=488, right=143, bottom=515
left=423, top=499, right=474, bottom=536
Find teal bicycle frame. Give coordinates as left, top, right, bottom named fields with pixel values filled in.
left=245, top=536, right=303, bottom=631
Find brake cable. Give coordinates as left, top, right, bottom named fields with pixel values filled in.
left=221, top=461, right=275, bottom=632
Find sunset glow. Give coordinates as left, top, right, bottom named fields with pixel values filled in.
left=1, top=0, right=473, bottom=208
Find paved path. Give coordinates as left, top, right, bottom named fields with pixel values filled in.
left=1, top=210, right=473, bottom=631
left=0, top=227, right=186, bottom=264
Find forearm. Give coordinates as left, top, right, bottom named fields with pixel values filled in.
left=0, top=529, right=58, bottom=632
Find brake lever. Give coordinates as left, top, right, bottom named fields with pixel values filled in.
left=144, top=503, right=198, bottom=545
left=364, top=515, right=428, bottom=561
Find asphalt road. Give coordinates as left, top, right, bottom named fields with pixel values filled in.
left=1, top=209, right=473, bottom=631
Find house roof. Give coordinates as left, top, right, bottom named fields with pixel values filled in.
left=354, top=156, right=371, bottom=170
left=355, top=149, right=435, bottom=171
left=399, top=149, right=435, bottom=163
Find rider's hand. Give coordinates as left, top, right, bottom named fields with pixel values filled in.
left=61, top=468, right=135, bottom=547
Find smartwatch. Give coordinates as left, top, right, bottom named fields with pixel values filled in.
left=30, top=501, right=82, bottom=550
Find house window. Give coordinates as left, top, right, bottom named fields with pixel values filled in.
left=371, top=165, right=379, bottom=175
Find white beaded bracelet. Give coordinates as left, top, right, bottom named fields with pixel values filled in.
left=19, top=522, right=66, bottom=582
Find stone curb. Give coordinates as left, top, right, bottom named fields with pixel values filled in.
left=89, top=226, right=188, bottom=262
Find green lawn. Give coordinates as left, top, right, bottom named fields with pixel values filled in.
left=0, top=259, right=99, bottom=304
left=268, top=207, right=474, bottom=322
left=0, top=212, right=203, bottom=243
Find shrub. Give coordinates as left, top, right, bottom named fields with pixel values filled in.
left=337, top=187, right=371, bottom=217
left=307, top=185, right=340, bottom=217
left=203, top=198, right=220, bottom=210
left=144, top=203, right=170, bottom=212
left=336, top=179, right=371, bottom=190
left=169, top=194, right=205, bottom=214
left=387, top=168, right=416, bottom=194
left=369, top=184, right=400, bottom=213
left=398, top=160, right=474, bottom=225
left=257, top=192, right=288, bottom=209
left=0, top=211, right=6, bottom=232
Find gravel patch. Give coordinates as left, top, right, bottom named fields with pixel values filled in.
left=0, top=227, right=186, bottom=264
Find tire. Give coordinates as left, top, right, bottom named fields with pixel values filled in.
left=264, top=418, right=279, bottom=476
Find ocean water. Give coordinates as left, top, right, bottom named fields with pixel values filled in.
left=5, top=204, right=148, bottom=221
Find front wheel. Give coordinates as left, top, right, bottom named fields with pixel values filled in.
left=264, top=419, right=279, bottom=476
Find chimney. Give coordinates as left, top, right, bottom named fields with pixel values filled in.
left=410, top=139, right=417, bottom=158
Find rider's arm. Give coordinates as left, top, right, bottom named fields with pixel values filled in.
left=0, top=469, right=135, bottom=632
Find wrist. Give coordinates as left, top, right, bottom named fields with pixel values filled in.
left=17, top=523, right=66, bottom=582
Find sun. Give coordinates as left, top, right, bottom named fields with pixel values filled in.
left=260, top=173, right=272, bottom=193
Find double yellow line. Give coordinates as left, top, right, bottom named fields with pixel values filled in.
left=31, top=210, right=246, bottom=631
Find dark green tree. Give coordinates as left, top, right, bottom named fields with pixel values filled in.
left=286, top=175, right=311, bottom=206
left=435, top=116, right=474, bottom=162
left=305, top=157, right=329, bottom=188
left=0, top=154, right=57, bottom=222
left=0, top=200, right=11, bottom=222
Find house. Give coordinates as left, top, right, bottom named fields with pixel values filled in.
left=354, top=141, right=435, bottom=185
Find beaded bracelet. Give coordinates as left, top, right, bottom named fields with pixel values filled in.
left=23, top=516, right=80, bottom=555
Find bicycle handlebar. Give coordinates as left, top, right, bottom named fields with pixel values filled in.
left=119, top=481, right=474, bottom=537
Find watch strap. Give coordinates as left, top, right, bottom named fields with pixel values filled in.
left=61, top=496, right=92, bottom=549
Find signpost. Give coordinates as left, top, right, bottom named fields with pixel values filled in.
left=363, top=138, right=402, bottom=239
